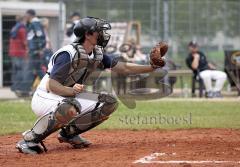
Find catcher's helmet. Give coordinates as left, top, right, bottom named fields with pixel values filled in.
left=73, top=17, right=111, bottom=48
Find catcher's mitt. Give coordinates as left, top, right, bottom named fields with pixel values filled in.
left=150, top=41, right=168, bottom=69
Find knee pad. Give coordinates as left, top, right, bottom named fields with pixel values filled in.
left=98, top=93, right=118, bottom=117
left=23, top=98, right=81, bottom=143
left=55, top=98, right=81, bottom=124
left=60, top=93, right=118, bottom=138
left=62, top=98, right=82, bottom=114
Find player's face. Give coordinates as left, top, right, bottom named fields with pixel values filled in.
left=86, top=32, right=99, bottom=46
left=72, top=16, right=80, bottom=22
left=188, top=46, right=198, bottom=53
left=24, top=13, right=31, bottom=22
left=91, top=32, right=99, bottom=45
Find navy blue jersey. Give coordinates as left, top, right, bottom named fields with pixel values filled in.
left=27, top=18, right=46, bottom=51
left=186, top=51, right=209, bottom=74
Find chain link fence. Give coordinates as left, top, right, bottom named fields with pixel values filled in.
left=2, top=0, right=240, bottom=93
left=63, top=0, right=240, bottom=66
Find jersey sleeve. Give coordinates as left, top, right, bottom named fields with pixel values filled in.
left=101, top=54, right=119, bottom=69
left=49, top=51, right=71, bottom=84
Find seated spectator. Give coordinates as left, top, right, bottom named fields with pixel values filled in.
left=186, top=41, right=227, bottom=98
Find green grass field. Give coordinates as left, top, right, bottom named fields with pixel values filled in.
left=0, top=99, right=239, bottom=135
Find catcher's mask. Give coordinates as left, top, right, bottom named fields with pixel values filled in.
left=74, top=17, right=111, bottom=48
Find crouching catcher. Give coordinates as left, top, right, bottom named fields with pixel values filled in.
left=16, top=17, right=167, bottom=154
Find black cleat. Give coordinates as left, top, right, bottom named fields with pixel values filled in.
left=16, top=140, right=44, bottom=154
left=58, top=134, right=91, bottom=149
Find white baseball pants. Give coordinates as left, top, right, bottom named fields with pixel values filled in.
left=199, top=70, right=227, bottom=92
left=31, top=89, right=98, bottom=117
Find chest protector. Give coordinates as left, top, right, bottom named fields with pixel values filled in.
left=48, top=44, right=103, bottom=87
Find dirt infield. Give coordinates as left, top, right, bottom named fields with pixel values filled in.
left=1, top=129, right=240, bottom=167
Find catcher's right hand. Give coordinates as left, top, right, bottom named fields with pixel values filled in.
left=149, top=41, right=168, bottom=69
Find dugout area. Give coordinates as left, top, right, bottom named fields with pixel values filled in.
left=0, top=1, right=65, bottom=87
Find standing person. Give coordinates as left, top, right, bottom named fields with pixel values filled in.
left=39, top=17, right=53, bottom=73
left=66, top=12, right=81, bottom=42
left=22, top=9, right=46, bottom=95
left=16, top=17, right=166, bottom=154
left=31, top=18, right=53, bottom=91
left=8, top=15, right=28, bottom=96
left=40, top=18, right=51, bottom=50
left=186, top=41, right=227, bottom=98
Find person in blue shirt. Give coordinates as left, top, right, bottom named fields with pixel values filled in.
left=21, top=9, right=46, bottom=95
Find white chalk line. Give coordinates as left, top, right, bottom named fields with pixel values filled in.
left=135, top=160, right=240, bottom=164
left=133, top=152, right=240, bottom=164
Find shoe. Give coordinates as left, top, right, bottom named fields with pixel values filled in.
left=58, top=134, right=91, bottom=149
left=14, top=90, right=30, bottom=98
left=213, top=91, right=223, bottom=98
left=205, top=91, right=214, bottom=98
left=16, top=140, right=44, bottom=154
left=10, top=87, right=16, bottom=92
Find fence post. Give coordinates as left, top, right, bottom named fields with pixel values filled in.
left=129, top=0, right=133, bottom=21
left=58, top=0, right=65, bottom=48
left=206, top=0, right=210, bottom=54
left=82, top=0, right=87, bottom=17
left=188, top=0, right=193, bottom=37
left=223, top=0, right=227, bottom=49
left=106, top=0, right=110, bottom=20
left=0, top=9, right=2, bottom=87
left=156, top=0, right=160, bottom=36
left=163, top=0, right=169, bottom=40
left=150, top=0, right=154, bottom=37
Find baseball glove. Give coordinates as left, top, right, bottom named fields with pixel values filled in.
left=150, top=41, right=168, bottom=69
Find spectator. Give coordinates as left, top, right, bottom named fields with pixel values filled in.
left=120, top=40, right=137, bottom=62
left=186, top=41, right=227, bottom=98
left=29, top=17, right=53, bottom=91
left=120, top=40, right=147, bottom=64
left=22, top=9, right=46, bottom=95
left=40, top=18, right=51, bottom=49
left=66, top=12, right=81, bottom=42
left=8, top=15, right=28, bottom=95
left=120, top=41, right=148, bottom=91
left=40, top=17, right=53, bottom=71
left=134, top=45, right=148, bottom=65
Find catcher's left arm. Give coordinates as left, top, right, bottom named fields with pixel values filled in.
left=112, top=42, right=168, bottom=74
